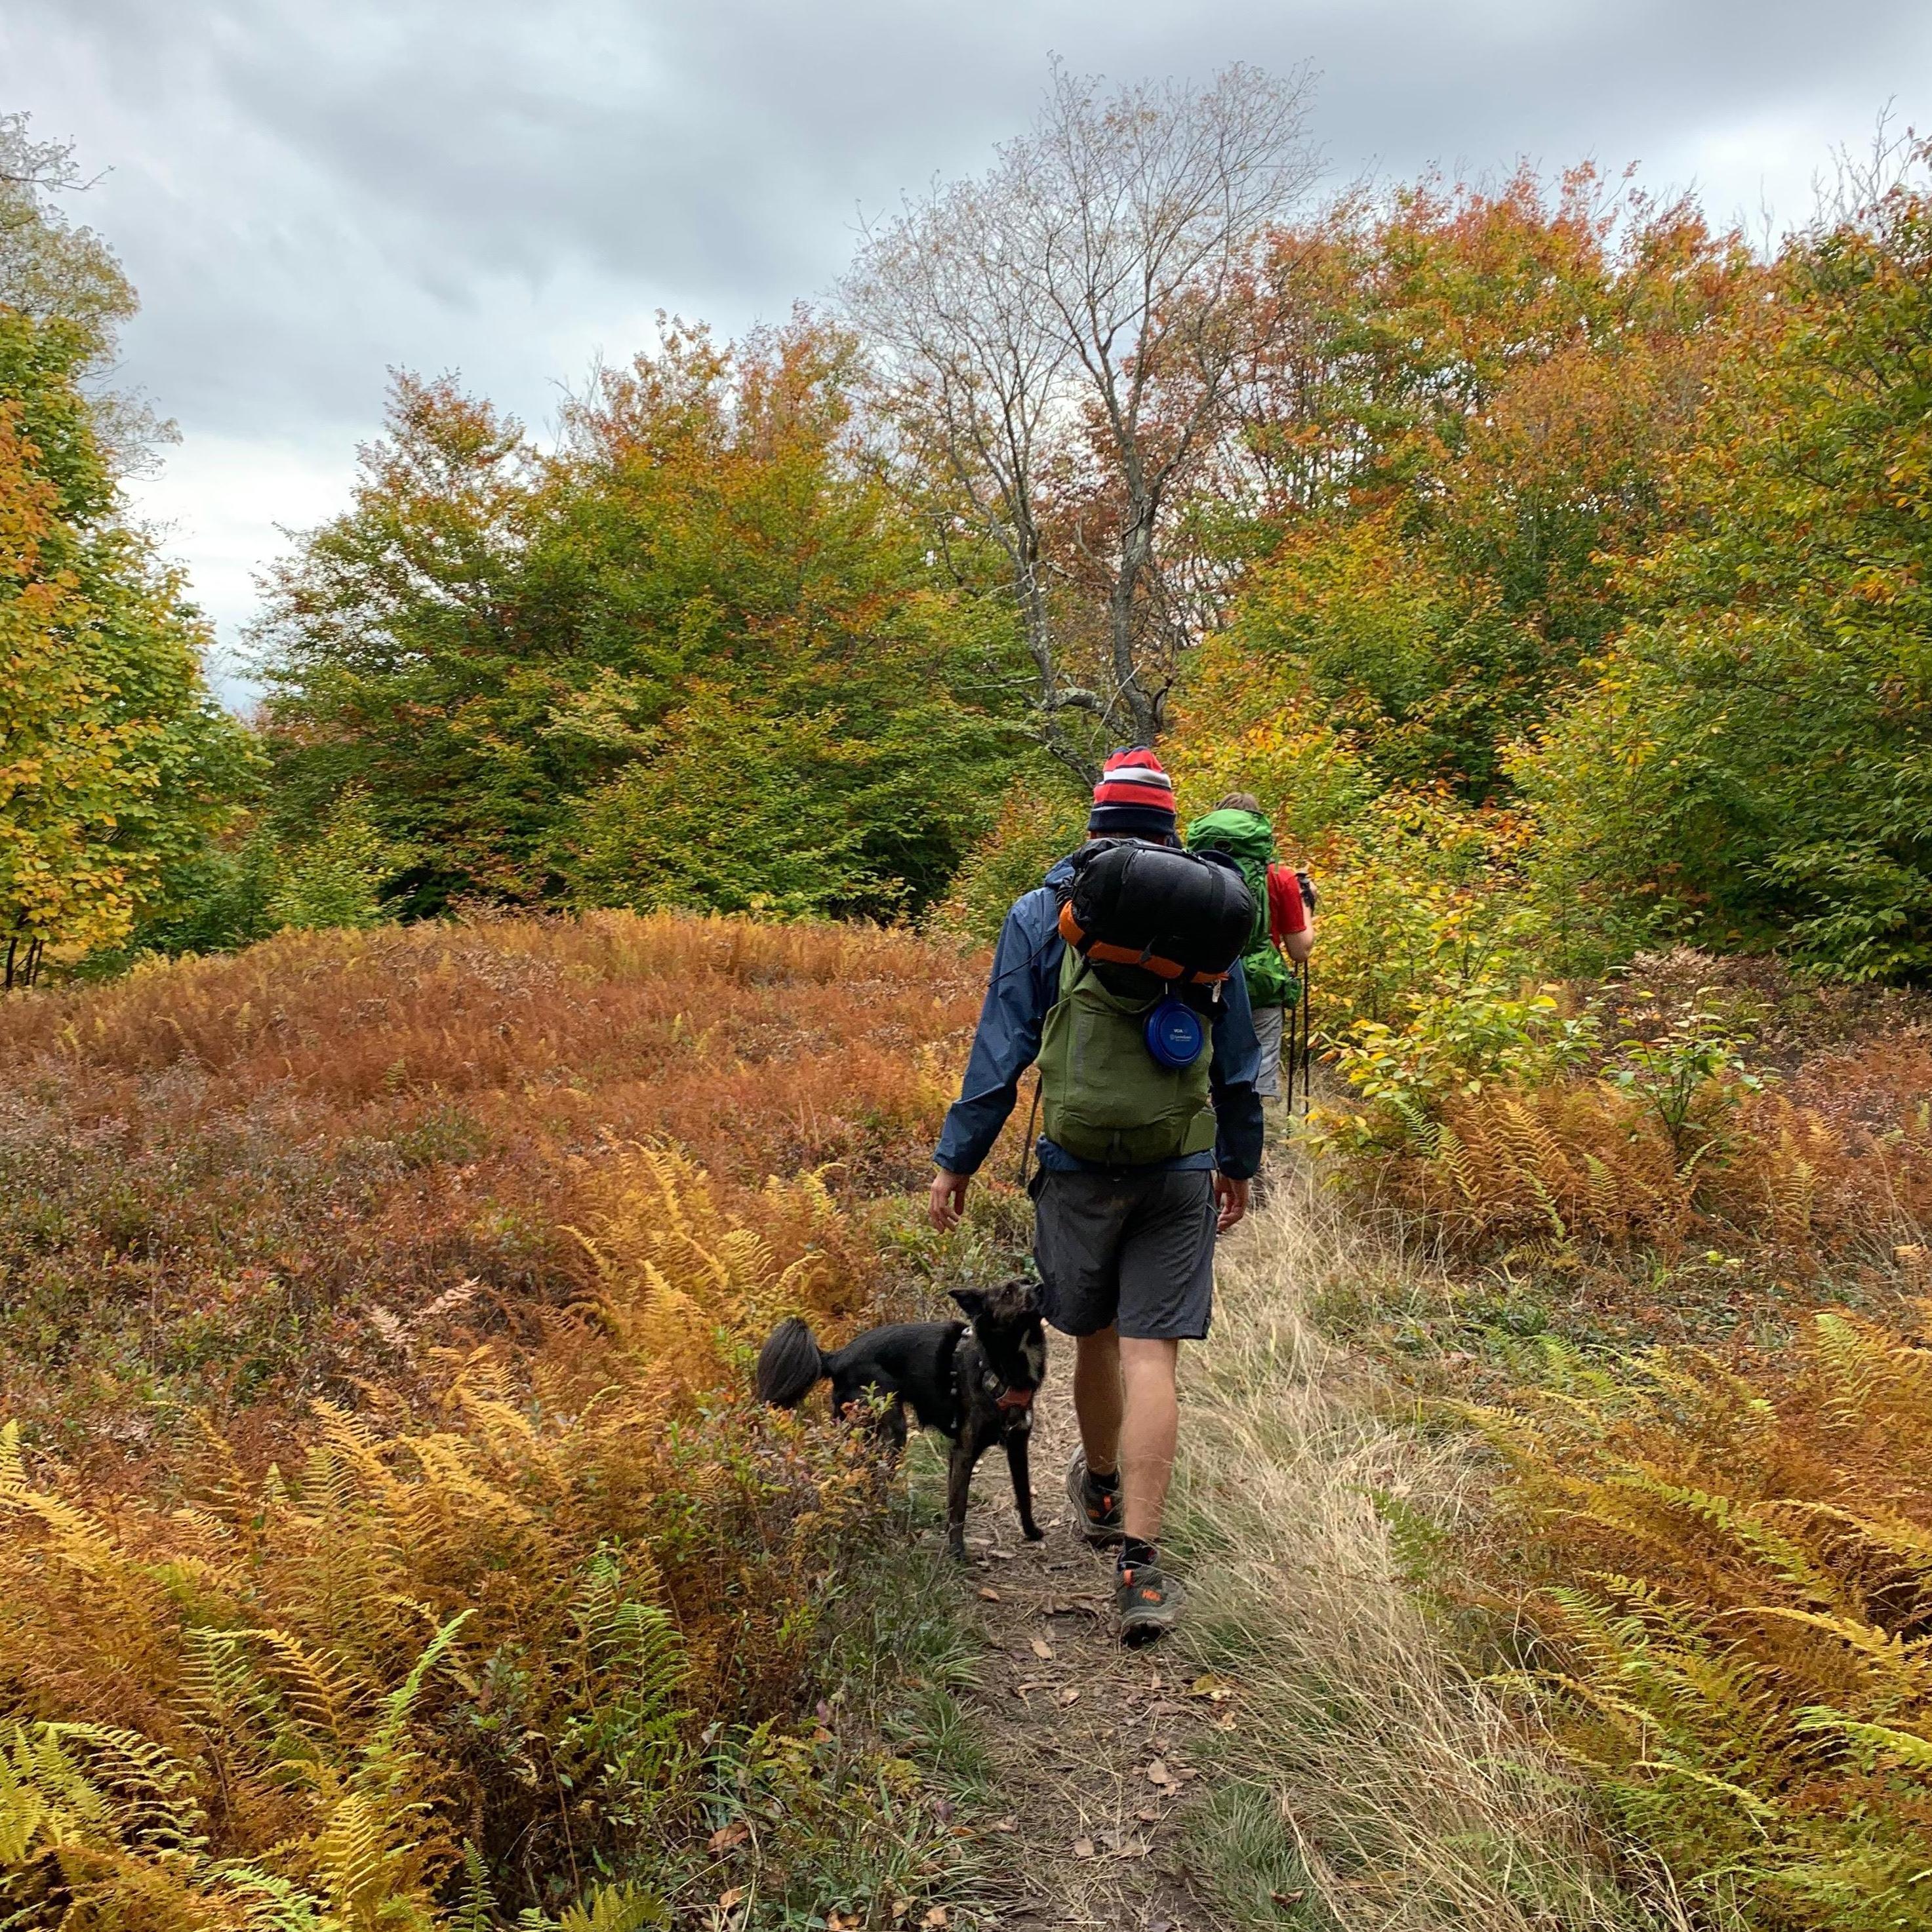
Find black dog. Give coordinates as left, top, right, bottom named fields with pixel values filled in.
left=755, top=1279, right=1047, bottom=1559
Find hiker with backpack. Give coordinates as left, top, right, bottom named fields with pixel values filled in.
left=927, top=749, right=1264, bottom=1645
left=1185, top=793, right=1315, bottom=1112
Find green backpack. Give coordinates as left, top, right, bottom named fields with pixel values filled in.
left=1037, top=946, right=1216, bottom=1165
left=1184, top=807, right=1295, bottom=1008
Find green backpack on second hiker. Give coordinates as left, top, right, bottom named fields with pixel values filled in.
left=1184, top=807, right=1296, bottom=1008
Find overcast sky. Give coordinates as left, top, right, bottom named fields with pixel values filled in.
left=8, top=0, right=1929, bottom=698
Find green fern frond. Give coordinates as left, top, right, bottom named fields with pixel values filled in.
left=39, top=1722, right=209, bottom=1854
left=557, top=1880, right=668, bottom=1932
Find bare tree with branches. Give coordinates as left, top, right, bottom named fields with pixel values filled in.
left=845, top=63, right=1320, bottom=780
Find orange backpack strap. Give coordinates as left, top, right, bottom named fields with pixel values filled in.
left=1056, top=900, right=1229, bottom=987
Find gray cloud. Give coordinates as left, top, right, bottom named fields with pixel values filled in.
left=7, top=0, right=1928, bottom=679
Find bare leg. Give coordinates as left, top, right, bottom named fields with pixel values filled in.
left=1119, top=1337, right=1181, bottom=1544
left=1071, top=1327, right=1124, bottom=1476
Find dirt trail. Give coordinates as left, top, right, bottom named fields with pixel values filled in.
left=938, top=1361, right=1237, bottom=1932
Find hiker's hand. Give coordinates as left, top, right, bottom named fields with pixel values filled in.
left=929, top=1168, right=971, bottom=1232
left=1213, top=1173, right=1250, bottom=1233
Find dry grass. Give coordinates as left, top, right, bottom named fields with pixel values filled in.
left=1167, top=1169, right=1674, bottom=1931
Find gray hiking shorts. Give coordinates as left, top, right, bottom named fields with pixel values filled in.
left=1029, top=1165, right=1217, bottom=1341
left=1251, top=1001, right=1286, bottom=1100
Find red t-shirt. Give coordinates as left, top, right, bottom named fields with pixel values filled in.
left=1266, top=863, right=1308, bottom=944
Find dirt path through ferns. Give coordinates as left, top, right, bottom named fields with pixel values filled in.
left=940, top=1368, right=1237, bottom=1932
left=926, top=1175, right=1657, bottom=1932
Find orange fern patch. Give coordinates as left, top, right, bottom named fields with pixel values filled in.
left=0, top=914, right=986, bottom=1925
left=1467, top=1308, right=1932, bottom=1929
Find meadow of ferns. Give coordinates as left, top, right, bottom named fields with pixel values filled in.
left=0, top=914, right=990, bottom=1930
left=1316, top=955, right=1932, bottom=1929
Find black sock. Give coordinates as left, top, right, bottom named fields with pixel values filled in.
left=1118, top=1536, right=1157, bottom=1572
left=1083, top=1463, right=1118, bottom=1502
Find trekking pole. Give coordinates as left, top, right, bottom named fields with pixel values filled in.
left=1300, top=965, right=1314, bottom=1117
left=1015, top=1073, right=1043, bottom=1190
left=1284, top=986, right=1298, bottom=1116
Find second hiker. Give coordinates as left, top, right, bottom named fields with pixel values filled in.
left=1184, top=792, right=1315, bottom=1111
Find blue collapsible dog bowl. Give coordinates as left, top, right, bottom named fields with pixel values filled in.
left=1145, top=997, right=1205, bottom=1070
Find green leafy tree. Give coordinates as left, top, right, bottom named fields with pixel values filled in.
left=0, top=279, right=251, bottom=978
left=269, top=788, right=413, bottom=931
left=1521, top=151, right=1932, bottom=977
left=258, top=319, right=1030, bottom=922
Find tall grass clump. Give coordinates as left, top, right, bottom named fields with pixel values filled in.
left=1167, top=1178, right=1663, bottom=1931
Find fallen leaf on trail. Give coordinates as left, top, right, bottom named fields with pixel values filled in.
left=708, top=1822, right=748, bottom=1851
left=992, top=1815, right=1018, bottom=1833
left=1272, top=1890, right=1307, bottom=1907
left=1190, top=1672, right=1236, bottom=1702
left=1030, top=1637, right=1053, bottom=1660
left=1058, top=1687, right=1080, bottom=1706
left=977, top=1587, right=1001, bottom=1602
left=717, top=1887, right=744, bottom=1909
left=1148, top=1670, right=1164, bottom=1689
left=1173, top=1765, right=1199, bottom=1781
left=1145, top=1759, right=1172, bottom=1786
left=922, top=1909, right=950, bottom=1927
left=1073, top=1836, right=1096, bottom=1859
left=811, top=1726, right=834, bottom=1742
left=1114, top=1840, right=1148, bottom=1860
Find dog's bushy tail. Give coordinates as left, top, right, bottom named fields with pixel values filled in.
left=755, top=1316, right=826, bottom=1407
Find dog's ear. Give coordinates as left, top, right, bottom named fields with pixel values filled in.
left=950, top=1287, right=988, bottom=1320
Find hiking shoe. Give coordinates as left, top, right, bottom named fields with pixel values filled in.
left=1116, top=1558, right=1184, bottom=1647
left=1066, top=1449, right=1123, bottom=1546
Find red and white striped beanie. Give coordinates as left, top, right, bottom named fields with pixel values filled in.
left=1087, top=747, right=1178, bottom=840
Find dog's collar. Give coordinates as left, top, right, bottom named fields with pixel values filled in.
left=957, top=1331, right=1037, bottom=1417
